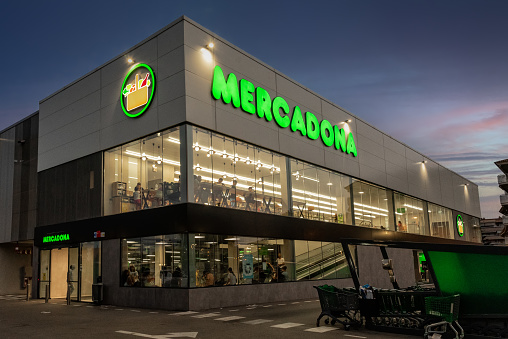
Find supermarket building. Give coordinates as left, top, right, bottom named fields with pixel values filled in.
left=0, top=16, right=482, bottom=310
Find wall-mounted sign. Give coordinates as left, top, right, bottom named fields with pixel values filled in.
left=94, top=231, right=106, bottom=239
left=43, top=233, right=70, bottom=243
left=456, top=215, right=464, bottom=237
left=121, top=63, right=155, bottom=118
left=211, top=65, right=357, bottom=156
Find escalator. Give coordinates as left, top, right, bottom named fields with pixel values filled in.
left=295, top=243, right=349, bottom=281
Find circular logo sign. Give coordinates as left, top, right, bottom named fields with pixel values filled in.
left=456, top=214, right=464, bottom=237
left=121, top=63, right=155, bottom=118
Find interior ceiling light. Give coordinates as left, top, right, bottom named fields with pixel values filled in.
left=222, top=150, right=227, bottom=158
left=195, top=163, right=201, bottom=171
left=141, top=153, right=147, bottom=161
left=193, top=143, right=200, bottom=151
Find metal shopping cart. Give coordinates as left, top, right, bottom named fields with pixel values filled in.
left=424, top=294, right=464, bottom=339
left=314, top=285, right=362, bottom=330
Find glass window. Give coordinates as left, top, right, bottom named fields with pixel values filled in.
left=352, top=180, right=392, bottom=230
left=80, top=241, right=101, bottom=302
left=191, top=127, right=288, bottom=216
left=104, top=127, right=181, bottom=216
left=428, top=203, right=453, bottom=239
left=121, top=234, right=187, bottom=288
left=394, top=193, right=426, bottom=235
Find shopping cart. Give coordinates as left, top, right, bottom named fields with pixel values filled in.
left=424, top=294, right=464, bottom=339
left=314, top=285, right=362, bottom=330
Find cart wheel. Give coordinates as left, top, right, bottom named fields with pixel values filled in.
left=344, top=324, right=351, bottom=331
left=324, top=318, right=329, bottom=325
left=331, top=319, right=336, bottom=325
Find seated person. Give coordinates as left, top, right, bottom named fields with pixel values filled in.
left=203, top=271, right=214, bottom=287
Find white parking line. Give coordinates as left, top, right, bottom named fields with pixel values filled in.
left=262, top=305, right=273, bottom=308
left=130, top=310, right=141, bottom=312
left=171, top=311, right=199, bottom=316
left=214, top=316, right=246, bottom=321
left=246, top=307, right=256, bottom=310
left=229, top=309, right=239, bottom=312
left=305, top=327, right=338, bottom=333
left=278, top=303, right=286, bottom=306
left=191, top=313, right=220, bottom=318
left=344, top=335, right=367, bottom=339
left=243, top=319, right=274, bottom=325
left=149, top=312, right=158, bottom=314
left=271, top=322, right=305, bottom=329
left=291, top=302, right=300, bottom=304
left=304, top=300, right=313, bottom=303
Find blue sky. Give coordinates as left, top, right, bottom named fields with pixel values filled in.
left=1, top=1, right=506, bottom=217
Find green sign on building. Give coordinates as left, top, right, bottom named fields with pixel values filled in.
left=43, top=234, right=70, bottom=243
left=211, top=65, right=357, bottom=157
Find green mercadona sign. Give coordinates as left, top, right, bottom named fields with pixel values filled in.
left=43, top=234, right=70, bottom=243
left=211, top=66, right=357, bottom=156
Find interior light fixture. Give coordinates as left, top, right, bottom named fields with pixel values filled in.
left=327, top=182, right=333, bottom=186
left=141, top=153, right=147, bottom=161
left=358, top=191, right=364, bottom=194
left=193, top=143, right=201, bottom=151
left=157, top=156, right=162, bottom=165
left=421, top=160, right=427, bottom=164
left=207, top=42, right=214, bottom=49
left=200, top=47, right=212, bottom=62
left=344, top=119, right=352, bottom=123
left=222, top=150, right=227, bottom=158
left=195, top=163, right=201, bottom=171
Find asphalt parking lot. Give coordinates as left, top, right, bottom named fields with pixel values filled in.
left=0, top=295, right=413, bottom=338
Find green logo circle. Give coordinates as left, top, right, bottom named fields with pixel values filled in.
left=121, top=63, right=155, bottom=118
left=456, top=214, right=464, bottom=237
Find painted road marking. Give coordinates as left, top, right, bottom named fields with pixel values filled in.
left=86, top=306, right=94, bottom=308
left=41, top=311, right=51, bottom=314
left=243, top=319, right=274, bottom=325
left=191, top=312, right=220, bottom=318
left=246, top=307, right=256, bottom=309
left=344, top=335, right=367, bottom=339
left=149, top=312, right=158, bottom=314
left=291, top=302, right=300, bottom=304
left=305, top=327, right=338, bottom=333
left=229, top=309, right=239, bottom=312
left=271, top=322, right=305, bottom=329
left=262, top=305, right=273, bottom=308
left=214, top=316, right=246, bottom=321
left=116, top=330, right=199, bottom=338
left=73, top=305, right=81, bottom=307
left=304, top=300, right=313, bottom=303
left=171, top=311, right=198, bottom=316
left=278, top=303, right=286, bottom=306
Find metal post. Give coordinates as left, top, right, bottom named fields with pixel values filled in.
left=45, top=284, right=49, bottom=303
left=26, top=282, right=30, bottom=301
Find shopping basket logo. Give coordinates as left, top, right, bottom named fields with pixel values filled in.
left=456, top=214, right=464, bottom=237
left=121, top=63, right=155, bottom=118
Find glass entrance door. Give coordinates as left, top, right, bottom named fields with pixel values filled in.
left=68, top=247, right=79, bottom=301
left=38, top=242, right=101, bottom=301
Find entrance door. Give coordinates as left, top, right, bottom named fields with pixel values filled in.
left=39, top=243, right=101, bottom=301
left=50, top=248, right=69, bottom=298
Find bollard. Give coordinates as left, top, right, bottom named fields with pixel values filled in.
left=26, top=283, right=30, bottom=301
left=45, top=284, right=49, bottom=303
left=66, top=283, right=71, bottom=305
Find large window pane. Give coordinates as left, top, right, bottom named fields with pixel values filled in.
left=428, top=203, right=453, bottom=239
left=394, top=193, right=426, bottom=235
left=352, top=180, right=391, bottom=230
left=104, top=127, right=181, bottom=216
left=121, top=234, right=187, bottom=288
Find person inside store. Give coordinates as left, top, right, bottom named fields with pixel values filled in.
left=129, top=265, right=139, bottom=286
left=213, top=178, right=225, bottom=206
left=171, top=267, right=183, bottom=287
left=397, top=220, right=406, bottom=232
left=244, top=186, right=255, bottom=211
left=204, top=271, right=215, bottom=287
left=280, top=266, right=288, bottom=282
left=229, top=179, right=238, bottom=208
left=225, top=267, right=237, bottom=286
left=133, top=183, right=142, bottom=210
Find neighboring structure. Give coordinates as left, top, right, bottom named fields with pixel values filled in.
left=0, top=112, right=38, bottom=294
left=480, top=217, right=506, bottom=245
left=0, top=16, right=482, bottom=309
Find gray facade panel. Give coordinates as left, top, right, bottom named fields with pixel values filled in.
left=0, top=129, right=15, bottom=243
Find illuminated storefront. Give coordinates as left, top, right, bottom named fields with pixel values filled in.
left=31, top=16, right=482, bottom=310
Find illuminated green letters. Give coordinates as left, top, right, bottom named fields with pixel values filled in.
left=43, top=234, right=70, bottom=243
left=211, top=65, right=357, bottom=157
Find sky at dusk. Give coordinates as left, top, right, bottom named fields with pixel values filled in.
left=1, top=1, right=507, bottom=218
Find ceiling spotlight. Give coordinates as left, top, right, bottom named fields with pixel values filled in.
left=195, top=164, right=201, bottom=171
left=127, top=58, right=134, bottom=63
left=193, top=143, right=201, bottom=151
left=358, top=191, right=364, bottom=194
left=222, top=151, right=227, bottom=158
left=327, top=182, right=333, bottom=186
left=157, top=156, right=162, bottom=165
left=344, top=119, right=352, bottom=123
left=141, top=153, right=147, bottom=161
left=207, top=42, right=214, bottom=49
left=234, top=154, right=239, bottom=161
